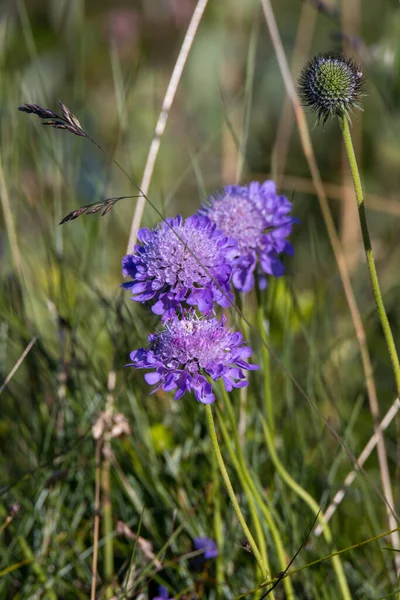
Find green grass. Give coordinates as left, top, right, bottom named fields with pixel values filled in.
left=1, top=1, right=400, bottom=598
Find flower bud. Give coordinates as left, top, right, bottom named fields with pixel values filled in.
left=298, top=51, right=364, bottom=123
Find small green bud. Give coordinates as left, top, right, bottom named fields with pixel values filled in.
left=298, top=51, right=364, bottom=124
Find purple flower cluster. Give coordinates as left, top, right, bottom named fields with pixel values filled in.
left=128, top=312, right=258, bottom=404
left=200, top=181, right=296, bottom=292
left=123, top=180, right=295, bottom=403
left=122, top=215, right=237, bottom=317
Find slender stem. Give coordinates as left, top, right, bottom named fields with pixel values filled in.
left=341, top=116, right=400, bottom=396
left=342, top=117, right=400, bottom=578
left=17, top=536, right=57, bottom=600
left=216, top=409, right=273, bottom=600
left=243, top=525, right=400, bottom=597
left=102, top=371, right=116, bottom=599
left=205, top=404, right=268, bottom=579
left=211, top=449, right=224, bottom=597
left=102, top=455, right=114, bottom=599
left=259, top=0, right=400, bottom=529
left=217, top=390, right=295, bottom=599
left=261, top=418, right=352, bottom=600
left=238, top=292, right=250, bottom=445
left=91, top=439, right=102, bottom=600
left=315, top=397, right=400, bottom=535
left=218, top=387, right=269, bottom=573
left=126, top=0, right=208, bottom=252
left=256, top=296, right=274, bottom=436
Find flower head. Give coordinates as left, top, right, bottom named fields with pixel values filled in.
left=190, top=537, right=219, bottom=571
left=298, top=51, right=364, bottom=123
left=128, top=311, right=258, bottom=404
left=200, top=181, right=296, bottom=292
left=122, top=215, right=237, bottom=317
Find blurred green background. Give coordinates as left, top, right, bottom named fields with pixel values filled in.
left=2, top=0, right=400, bottom=598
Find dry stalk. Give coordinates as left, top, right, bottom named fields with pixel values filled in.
left=126, top=0, right=209, bottom=253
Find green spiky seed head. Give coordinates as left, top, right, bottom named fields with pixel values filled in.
left=298, top=51, right=364, bottom=124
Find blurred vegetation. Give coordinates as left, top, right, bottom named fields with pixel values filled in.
left=1, top=0, right=400, bottom=598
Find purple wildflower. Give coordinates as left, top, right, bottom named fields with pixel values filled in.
left=122, top=214, right=238, bottom=317
left=128, top=311, right=258, bottom=404
left=153, top=585, right=175, bottom=600
left=200, top=180, right=296, bottom=292
left=193, top=537, right=219, bottom=559
left=190, top=537, right=218, bottom=571
left=153, top=586, right=175, bottom=600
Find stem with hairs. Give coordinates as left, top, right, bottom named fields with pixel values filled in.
left=341, top=116, right=400, bottom=396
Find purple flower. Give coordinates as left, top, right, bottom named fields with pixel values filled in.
left=153, top=585, right=175, bottom=600
left=122, top=214, right=238, bottom=317
left=128, top=311, right=258, bottom=404
left=200, top=181, right=296, bottom=292
left=194, top=537, right=218, bottom=559
left=189, top=537, right=218, bottom=571
left=190, top=537, right=218, bottom=571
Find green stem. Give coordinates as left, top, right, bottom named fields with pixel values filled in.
left=256, top=300, right=275, bottom=436
left=217, top=391, right=295, bottom=599
left=341, top=116, right=400, bottom=396
left=102, top=382, right=116, bottom=599
left=205, top=404, right=268, bottom=579
left=216, top=393, right=270, bottom=595
left=211, top=448, right=224, bottom=597
left=262, top=418, right=351, bottom=600
left=17, top=536, right=57, bottom=600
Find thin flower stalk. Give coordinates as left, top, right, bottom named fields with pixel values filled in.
left=127, top=0, right=209, bottom=252
left=341, top=116, right=400, bottom=395
left=215, top=393, right=270, bottom=582
left=205, top=404, right=268, bottom=580
left=296, top=46, right=400, bottom=572
left=256, top=290, right=275, bottom=437
left=261, top=418, right=351, bottom=600
left=211, top=452, right=224, bottom=597
left=216, top=390, right=295, bottom=599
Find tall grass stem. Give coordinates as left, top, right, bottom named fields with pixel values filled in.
left=91, top=440, right=102, bottom=600
left=205, top=404, right=268, bottom=579
left=261, top=418, right=352, bottom=599
left=102, top=370, right=117, bottom=598
left=218, top=388, right=295, bottom=599
left=211, top=450, right=224, bottom=597
left=315, top=397, right=400, bottom=535
left=17, top=536, right=57, bottom=600
left=126, top=0, right=208, bottom=252
left=256, top=298, right=274, bottom=436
